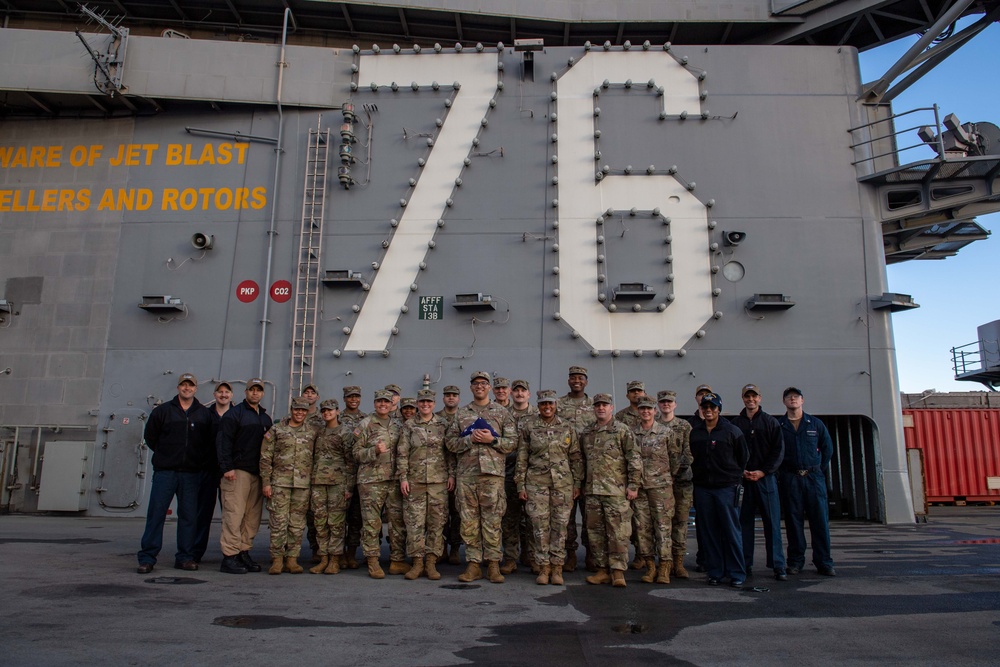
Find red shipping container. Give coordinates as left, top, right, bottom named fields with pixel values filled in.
left=903, top=409, right=1000, bottom=502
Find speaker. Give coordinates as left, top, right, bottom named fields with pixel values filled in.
left=723, top=231, right=746, bottom=246
left=192, top=233, right=214, bottom=250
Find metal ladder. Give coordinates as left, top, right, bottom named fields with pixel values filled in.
left=289, top=118, right=330, bottom=399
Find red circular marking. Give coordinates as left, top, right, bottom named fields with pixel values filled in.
left=270, top=280, right=293, bottom=303
left=237, top=280, right=260, bottom=303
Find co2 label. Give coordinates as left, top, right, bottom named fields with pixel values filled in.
left=346, top=50, right=712, bottom=352
left=270, top=280, right=292, bottom=303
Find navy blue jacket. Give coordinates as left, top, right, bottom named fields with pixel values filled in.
left=731, top=408, right=784, bottom=475
left=690, top=417, right=748, bottom=488
left=777, top=412, right=833, bottom=473
left=144, top=395, right=214, bottom=472
left=217, top=400, right=272, bottom=475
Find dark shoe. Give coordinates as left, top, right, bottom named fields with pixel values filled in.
left=787, top=566, right=801, bottom=575
left=745, top=566, right=753, bottom=577
left=136, top=563, right=154, bottom=574
left=706, top=577, right=721, bottom=586
left=730, top=579, right=745, bottom=588
left=174, top=560, right=198, bottom=571
left=239, top=551, right=262, bottom=572
left=220, top=555, right=248, bottom=574
left=694, top=564, right=707, bottom=573
left=817, top=567, right=837, bottom=577
left=774, top=571, right=788, bottom=582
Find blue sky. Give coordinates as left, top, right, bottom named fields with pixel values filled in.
left=858, top=19, right=1000, bottom=393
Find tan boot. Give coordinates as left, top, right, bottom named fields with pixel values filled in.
left=487, top=560, right=505, bottom=583
left=309, top=556, right=329, bottom=574
left=268, top=556, right=283, bottom=575
left=367, top=556, right=385, bottom=579
left=586, top=568, right=611, bottom=585
left=564, top=550, right=578, bottom=572
left=338, top=554, right=348, bottom=569
left=388, top=559, right=409, bottom=576
left=324, top=556, right=341, bottom=575
left=285, top=557, right=303, bottom=574
left=425, top=555, right=441, bottom=581
left=345, top=551, right=359, bottom=569
left=672, top=555, right=689, bottom=579
left=531, top=562, right=541, bottom=575
left=630, top=554, right=644, bottom=570
left=550, top=564, right=564, bottom=585
left=535, top=564, right=551, bottom=585
left=612, top=569, right=627, bottom=588
left=500, top=558, right=518, bottom=575
left=458, top=561, right=482, bottom=582
left=641, top=558, right=657, bottom=584
left=655, top=560, right=671, bottom=584
left=405, top=557, right=425, bottom=580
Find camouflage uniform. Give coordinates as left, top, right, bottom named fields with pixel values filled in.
left=557, top=394, right=596, bottom=556
left=260, top=421, right=317, bottom=558
left=581, top=419, right=642, bottom=571
left=614, top=406, right=642, bottom=430
left=353, top=414, right=405, bottom=560
left=281, top=409, right=325, bottom=553
left=657, top=415, right=694, bottom=559
left=515, top=413, right=583, bottom=566
left=503, top=403, right=538, bottom=563
left=445, top=401, right=517, bottom=563
left=632, top=421, right=680, bottom=561
left=398, top=414, right=454, bottom=558
left=311, top=423, right=356, bottom=557
left=340, top=408, right=367, bottom=557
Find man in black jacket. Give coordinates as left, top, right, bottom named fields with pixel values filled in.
left=731, top=384, right=787, bottom=581
left=136, top=373, right=213, bottom=573
left=216, top=378, right=273, bottom=574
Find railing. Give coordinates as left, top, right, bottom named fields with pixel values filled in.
left=849, top=105, right=944, bottom=172
left=952, top=338, right=1000, bottom=377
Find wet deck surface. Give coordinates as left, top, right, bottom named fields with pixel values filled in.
left=2, top=507, right=999, bottom=666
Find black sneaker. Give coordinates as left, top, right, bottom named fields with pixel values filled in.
left=239, top=551, right=262, bottom=572
left=220, top=555, right=248, bottom=574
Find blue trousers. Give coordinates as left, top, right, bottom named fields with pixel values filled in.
left=779, top=469, right=833, bottom=570
left=739, top=475, right=786, bottom=573
left=192, top=471, right=221, bottom=561
left=137, top=469, right=200, bottom=566
left=694, top=484, right=745, bottom=581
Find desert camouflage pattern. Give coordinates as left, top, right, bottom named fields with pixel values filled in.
left=445, top=401, right=517, bottom=478
left=634, top=421, right=681, bottom=489
left=614, top=406, right=642, bottom=429
left=338, top=410, right=366, bottom=553
left=585, top=494, right=633, bottom=571
left=655, top=416, right=694, bottom=557
left=523, top=483, right=574, bottom=565
left=580, top=420, right=642, bottom=497
left=556, top=395, right=597, bottom=434
left=260, top=422, right=318, bottom=489
left=404, top=481, right=448, bottom=558
left=268, top=486, right=310, bottom=557
left=312, top=423, right=357, bottom=486
left=502, top=403, right=539, bottom=561
left=311, top=483, right=351, bottom=556
left=398, top=415, right=454, bottom=484
left=353, top=415, right=402, bottom=484
left=456, top=475, right=506, bottom=562
left=633, top=486, right=675, bottom=560
left=514, top=414, right=584, bottom=495
left=358, top=480, right=405, bottom=559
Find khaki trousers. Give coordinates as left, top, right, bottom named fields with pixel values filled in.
left=219, top=470, right=263, bottom=556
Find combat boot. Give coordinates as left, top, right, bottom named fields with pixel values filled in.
left=324, top=556, right=340, bottom=575
left=655, top=560, right=671, bottom=584
left=640, top=558, right=657, bottom=583
left=500, top=558, right=518, bottom=575
left=285, top=557, right=303, bottom=574
left=309, top=556, right=329, bottom=574
left=612, top=569, right=627, bottom=588
left=448, top=546, right=461, bottom=565
left=268, top=556, right=283, bottom=575
left=367, top=557, right=385, bottom=579
left=564, top=550, right=578, bottom=572
left=338, top=553, right=348, bottom=569
left=425, top=556, right=441, bottom=581
left=388, top=559, right=409, bottom=576
left=586, top=568, right=611, bottom=585
left=672, top=555, right=689, bottom=579
left=345, top=551, right=359, bottom=569
left=535, top=564, right=551, bottom=585
left=630, top=554, right=644, bottom=570
left=405, top=557, right=425, bottom=580
left=550, top=564, right=564, bottom=586
left=487, top=560, right=505, bottom=583
left=458, top=561, right=482, bottom=582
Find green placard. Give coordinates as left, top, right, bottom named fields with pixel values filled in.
left=419, top=295, right=443, bottom=320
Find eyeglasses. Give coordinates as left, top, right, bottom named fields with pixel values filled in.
left=471, top=381, right=490, bottom=387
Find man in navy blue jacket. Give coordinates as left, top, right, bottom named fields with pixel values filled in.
left=777, top=387, right=835, bottom=576
left=136, top=373, right=213, bottom=573
left=731, top=384, right=786, bottom=581
left=216, top=378, right=273, bottom=574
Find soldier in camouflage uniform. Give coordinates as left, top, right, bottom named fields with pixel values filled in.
left=353, top=389, right=406, bottom=579
left=502, top=379, right=537, bottom=573
left=260, top=398, right=318, bottom=575
left=437, top=385, right=463, bottom=565
left=339, top=386, right=366, bottom=569
left=557, top=366, right=596, bottom=572
left=614, top=380, right=646, bottom=429
left=515, top=390, right=583, bottom=585
left=309, top=399, right=356, bottom=575
left=657, top=389, right=694, bottom=577
left=400, top=397, right=417, bottom=423
left=633, top=397, right=681, bottom=584
left=492, top=377, right=512, bottom=409
left=294, top=384, right=325, bottom=562
left=445, top=371, right=517, bottom=584
left=398, top=389, right=455, bottom=580
left=384, top=384, right=403, bottom=420
left=581, top=393, right=642, bottom=588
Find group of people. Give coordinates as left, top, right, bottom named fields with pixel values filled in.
left=137, top=365, right=836, bottom=589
